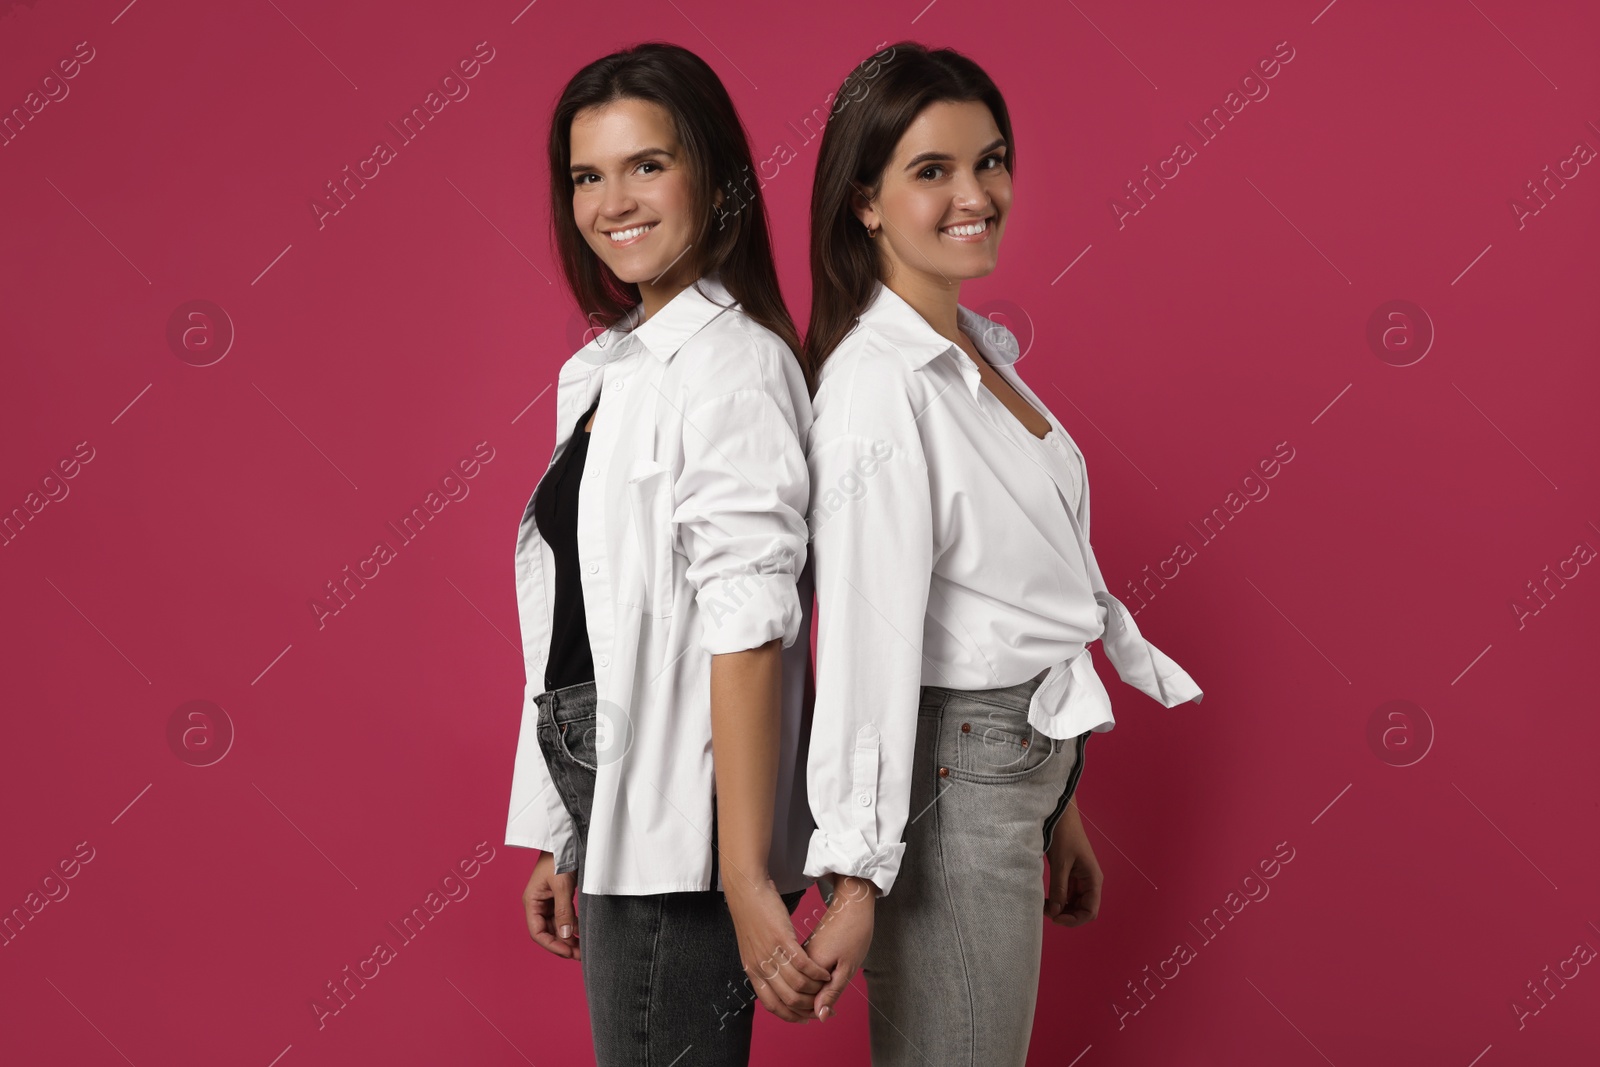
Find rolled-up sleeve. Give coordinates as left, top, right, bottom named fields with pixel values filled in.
left=803, top=429, right=932, bottom=897
left=673, top=388, right=810, bottom=656
left=504, top=690, right=579, bottom=870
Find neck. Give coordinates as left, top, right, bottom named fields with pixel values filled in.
left=635, top=269, right=699, bottom=323
left=882, top=269, right=964, bottom=347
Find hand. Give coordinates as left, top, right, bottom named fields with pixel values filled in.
left=1044, top=803, right=1102, bottom=926
left=524, top=851, right=581, bottom=959
left=803, top=875, right=877, bottom=1021
left=725, top=874, right=831, bottom=1024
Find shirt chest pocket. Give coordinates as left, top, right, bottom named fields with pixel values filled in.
left=624, top=460, right=677, bottom=619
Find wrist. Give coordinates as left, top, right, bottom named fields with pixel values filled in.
left=720, top=866, right=775, bottom=900
left=832, top=874, right=882, bottom=904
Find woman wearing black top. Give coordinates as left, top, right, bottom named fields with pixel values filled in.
left=532, top=398, right=600, bottom=692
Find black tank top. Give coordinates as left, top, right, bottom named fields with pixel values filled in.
left=534, top=398, right=599, bottom=691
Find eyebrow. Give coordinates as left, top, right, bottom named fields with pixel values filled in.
left=902, top=137, right=1007, bottom=172
left=570, top=147, right=675, bottom=174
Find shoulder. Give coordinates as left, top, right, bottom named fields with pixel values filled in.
left=809, top=322, right=925, bottom=451
left=674, top=307, right=810, bottom=432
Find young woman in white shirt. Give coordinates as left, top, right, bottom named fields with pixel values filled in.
left=795, top=42, right=1205, bottom=1063
left=504, top=43, right=830, bottom=1064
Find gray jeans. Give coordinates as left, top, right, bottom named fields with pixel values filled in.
left=534, top=680, right=806, bottom=1066
left=825, top=671, right=1090, bottom=1066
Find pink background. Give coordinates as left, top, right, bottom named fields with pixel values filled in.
left=3, top=0, right=1597, bottom=1064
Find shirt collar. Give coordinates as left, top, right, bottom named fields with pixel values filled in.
left=579, top=272, right=740, bottom=365
left=855, top=281, right=1022, bottom=371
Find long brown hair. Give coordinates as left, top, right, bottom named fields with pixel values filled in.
left=804, top=42, right=1015, bottom=386
left=547, top=42, right=804, bottom=381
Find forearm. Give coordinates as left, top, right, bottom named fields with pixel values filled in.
left=709, top=638, right=784, bottom=894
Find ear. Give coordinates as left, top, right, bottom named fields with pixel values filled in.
left=848, top=181, right=878, bottom=232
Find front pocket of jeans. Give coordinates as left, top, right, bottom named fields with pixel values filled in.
left=555, top=713, right=600, bottom=769
left=951, top=715, right=1054, bottom=782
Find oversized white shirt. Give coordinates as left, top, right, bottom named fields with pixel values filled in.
left=803, top=281, right=1204, bottom=896
left=504, top=274, right=816, bottom=895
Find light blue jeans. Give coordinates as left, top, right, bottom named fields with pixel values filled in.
left=824, top=671, right=1090, bottom=1066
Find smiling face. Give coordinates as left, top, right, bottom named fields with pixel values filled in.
left=568, top=97, right=708, bottom=293
left=853, top=99, right=1011, bottom=287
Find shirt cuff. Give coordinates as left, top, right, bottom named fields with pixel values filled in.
left=696, top=570, right=802, bottom=655
left=803, top=829, right=906, bottom=898
left=1094, top=591, right=1204, bottom=707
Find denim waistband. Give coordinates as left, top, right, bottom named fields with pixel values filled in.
left=922, top=667, right=1049, bottom=715
left=534, top=679, right=597, bottom=725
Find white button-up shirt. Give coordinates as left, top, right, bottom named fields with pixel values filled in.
left=803, top=281, right=1204, bottom=896
left=504, top=274, right=816, bottom=895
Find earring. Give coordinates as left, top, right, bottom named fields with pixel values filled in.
left=865, top=222, right=878, bottom=238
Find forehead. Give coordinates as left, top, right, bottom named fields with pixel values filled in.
left=892, top=100, right=1001, bottom=159
left=570, top=98, right=679, bottom=156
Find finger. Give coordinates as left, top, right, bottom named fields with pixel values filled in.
left=814, top=959, right=856, bottom=1021
left=551, top=878, right=580, bottom=952
left=776, top=953, right=828, bottom=996
left=750, top=974, right=810, bottom=1023
left=762, top=969, right=819, bottom=1014
left=782, top=938, right=833, bottom=985
left=748, top=953, right=818, bottom=1017
left=527, top=913, right=577, bottom=958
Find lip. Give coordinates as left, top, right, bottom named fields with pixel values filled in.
left=940, top=216, right=994, bottom=242
left=601, top=222, right=657, bottom=247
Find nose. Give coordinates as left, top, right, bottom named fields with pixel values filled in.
left=951, top=170, right=990, bottom=212
left=599, top=180, right=636, bottom=221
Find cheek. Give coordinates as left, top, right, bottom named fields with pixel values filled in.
left=890, top=190, right=945, bottom=235
left=571, top=193, right=595, bottom=228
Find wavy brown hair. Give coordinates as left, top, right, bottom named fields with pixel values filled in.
left=547, top=42, right=804, bottom=382
left=803, top=42, right=1015, bottom=387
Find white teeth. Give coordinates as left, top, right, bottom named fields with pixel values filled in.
left=942, top=219, right=989, bottom=237
left=607, top=223, right=654, bottom=242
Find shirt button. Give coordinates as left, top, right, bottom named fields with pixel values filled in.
left=613, top=378, right=625, bottom=390
left=597, top=654, right=609, bottom=668
left=857, top=792, right=871, bottom=806
left=587, top=562, right=598, bottom=574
